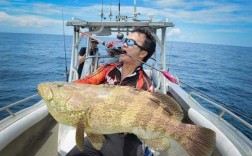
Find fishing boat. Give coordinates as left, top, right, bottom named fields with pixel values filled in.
left=0, top=2, right=251, bottom=156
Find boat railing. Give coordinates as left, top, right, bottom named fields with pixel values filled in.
left=0, top=94, right=39, bottom=118
left=86, top=54, right=119, bottom=68
left=189, top=92, right=252, bottom=131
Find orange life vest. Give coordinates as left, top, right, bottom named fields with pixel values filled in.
left=75, top=62, right=153, bottom=92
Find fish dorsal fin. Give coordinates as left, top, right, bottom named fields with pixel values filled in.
left=151, top=92, right=184, bottom=121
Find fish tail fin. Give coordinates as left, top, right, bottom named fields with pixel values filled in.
left=171, top=124, right=216, bottom=156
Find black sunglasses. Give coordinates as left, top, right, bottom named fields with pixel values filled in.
left=122, top=38, right=147, bottom=51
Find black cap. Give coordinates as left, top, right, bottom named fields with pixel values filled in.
left=91, top=39, right=99, bottom=44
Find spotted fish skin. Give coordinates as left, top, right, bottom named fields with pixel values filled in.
left=38, top=81, right=216, bottom=156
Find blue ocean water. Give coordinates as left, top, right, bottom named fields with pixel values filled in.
left=0, top=33, right=71, bottom=117
left=0, top=32, right=251, bottom=139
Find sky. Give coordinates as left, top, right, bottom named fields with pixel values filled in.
left=0, top=0, right=252, bottom=47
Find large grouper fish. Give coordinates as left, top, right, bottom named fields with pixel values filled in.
left=37, top=81, right=216, bottom=155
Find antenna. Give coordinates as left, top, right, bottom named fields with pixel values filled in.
left=109, top=0, right=113, bottom=21
left=118, top=0, right=121, bottom=21
left=115, top=0, right=128, bottom=21
left=100, top=0, right=105, bottom=21
left=133, top=0, right=139, bottom=21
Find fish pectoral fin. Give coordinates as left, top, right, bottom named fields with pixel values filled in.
left=76, top=119, right=86, bottom=151
left=151, top=92, right=184, bottom=121
left=143, top=137, right=170, bottom=151
left=86, top=133, right=106, bottom=150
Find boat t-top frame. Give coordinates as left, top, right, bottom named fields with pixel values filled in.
left=66, top=19, right=175, bottom=94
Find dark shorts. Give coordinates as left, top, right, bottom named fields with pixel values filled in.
left=66, top=134, right=144, bottom=156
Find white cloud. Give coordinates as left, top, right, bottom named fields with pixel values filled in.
left=167, top=28, right=181, bottom=38
left=2, top=1, right=251, bottom=30
left=143, top=0, right=184, bottom=7
left=211, top=29, right=245, bottom=33
left=0, top=11, right=61, bottom=28
left=141, top=0, right=252, bottom=24
left=0, top=1, right=251, bottom=46
left=166, top=27, right=193, bottom=41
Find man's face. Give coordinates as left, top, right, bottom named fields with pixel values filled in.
left=120, top=32, right=148, bottom=65
left=90, top=42, right=98, bottom=50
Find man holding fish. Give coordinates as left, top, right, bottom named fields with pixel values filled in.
left=70, top=27, right=157, bottom=156
left=38, top=27, right=216, bottom=156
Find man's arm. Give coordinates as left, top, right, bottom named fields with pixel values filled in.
left=78, top=55, right=86, bottom=65
left=78, top=47, right=87, bottom=65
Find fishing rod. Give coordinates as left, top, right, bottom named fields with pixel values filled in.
left=79, top=31, right=179, bottom=84
left=61, top=0, right=69, bottom=82
left=79, top=31, right=123, bottom=48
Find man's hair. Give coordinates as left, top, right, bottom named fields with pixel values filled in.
left=132, top=27, right=156, bottom=62
left=91, top=38, right=99, bottom=44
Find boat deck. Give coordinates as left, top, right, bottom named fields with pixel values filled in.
left=27, top=123, right=59, bottom=156
left=1, top=112, right=222, bottom=156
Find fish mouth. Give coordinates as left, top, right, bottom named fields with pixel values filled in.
left=38, top=82, right=53, bottom=101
